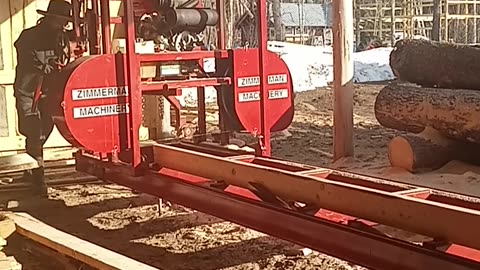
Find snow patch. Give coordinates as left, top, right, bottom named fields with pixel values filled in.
left=177, top=42, right=395, bottom=106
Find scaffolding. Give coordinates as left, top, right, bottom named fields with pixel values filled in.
left=355, top=0, right=480, bottom=46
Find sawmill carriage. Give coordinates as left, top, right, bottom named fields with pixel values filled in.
left=31, top=0, right=480, bottom=269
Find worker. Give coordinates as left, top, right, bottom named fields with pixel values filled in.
left=13, top=0, right=73, bottom=196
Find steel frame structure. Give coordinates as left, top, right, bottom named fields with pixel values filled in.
left=74, top=0, right=237, bottom=175
left=67, top=1, right=480, bottom=269
left=76, top=142, right=480, bottom=270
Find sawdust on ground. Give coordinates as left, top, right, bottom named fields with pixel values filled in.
left=3, top=83, right=480, bottom=270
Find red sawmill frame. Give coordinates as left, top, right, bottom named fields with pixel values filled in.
left=76, top=0, right=234, bottom=174
left=70, top=1, right=480, bottom=269
left=75, top=142, right=480, bottom=270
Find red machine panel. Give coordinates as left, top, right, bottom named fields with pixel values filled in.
left=231, top=49, right=294, bottom=133
left=48, top=54, right=139, bottom=153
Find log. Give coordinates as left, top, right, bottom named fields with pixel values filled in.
left=390, top=39, right=480, bottom=89
left=374, top=83, right=480, bottom=144
left=388, top=127, right=480, bottom=173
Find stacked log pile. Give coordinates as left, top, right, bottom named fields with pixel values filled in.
left=375, top=39, right=480, bottom=172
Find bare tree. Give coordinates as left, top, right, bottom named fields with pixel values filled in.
left=272, top=0, right=284, bottom=40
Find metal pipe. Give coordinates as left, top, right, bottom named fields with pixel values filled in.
left=215, top=0, right=228, bottom=145
left=87, top=0, right=100, bottom=54
left=100, top=0, right=111, bottom=54
left=215, top=0, right=226, bottom=49
left=257, top=0, right=271, bottom=156
left=72, top=0, right=81, bottom=39
left=165, top=8, right=219, bottom=30
left=124, top=0, right=142, bottom=173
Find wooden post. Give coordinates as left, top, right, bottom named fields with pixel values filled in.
left=432, top=0, right=441, bottom=41
left=391, top=0, right=396, bottom=46
left=332, top=0, right=354, bottom=160
left=444, top=0, right=449, bottom=41
left=465, top=3, right=469, bottom=44
left=474, top=1, right=477, bottom=43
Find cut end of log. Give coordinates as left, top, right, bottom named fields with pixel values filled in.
left=387, top=128, right=480, bottom=173
left=388, top=136, right=415, bottom=172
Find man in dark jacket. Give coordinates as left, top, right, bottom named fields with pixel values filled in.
left=14, top=0, right=72, bottom=195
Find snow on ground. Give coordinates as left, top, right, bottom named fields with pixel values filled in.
left=177, top=42, right=394, bottom=106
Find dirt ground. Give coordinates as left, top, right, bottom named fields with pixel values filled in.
left=1, top=83, right=479, bottom=269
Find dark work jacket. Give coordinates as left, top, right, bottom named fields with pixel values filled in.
left=13, top=22, right=69, bottom=98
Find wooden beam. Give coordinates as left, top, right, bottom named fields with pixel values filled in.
left=153, top=144, right=480, bottom=251
left=332, top=0, right=354, bottom=160
left=6, top=213, right=160, bottom=270
left=0, top=219, right=15, bottom=239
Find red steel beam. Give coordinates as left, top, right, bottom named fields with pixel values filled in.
left=99, top=0, right=111, bottom=54
left=257, top=0, right=271, bottom=156
left=124, top=0, right=142, bottom=173
left=153, top=144, right=480, bottom=251
left=215, top=0, right=226, bottom=50
left=75, top=154, right=480, bottom=270
left=138, top=51, right=228, bottom=63
left=140, top=78, right=231, bottom=92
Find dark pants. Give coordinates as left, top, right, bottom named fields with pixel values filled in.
left=15, top=95, right=54, bottom=184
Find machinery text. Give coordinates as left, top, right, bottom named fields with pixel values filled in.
left=73, top=103, right=129, bottom=119
left=238, top=89, right=289, bottom=102
left=237, top=74, right=288, bottom=87
left=72, top=86, right=129, bottom=101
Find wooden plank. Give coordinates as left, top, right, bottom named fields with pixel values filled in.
left=0, top=86, right=8, bottom=137
left=0, top=154, right=38, bottom=174
left=332, top=0, right=354, bottom=160
left=6, top=213, right=159, bottom=270
left=0, top=219, right=15, bottom=239
left=153, top=144, right=480, bottom=251
left=0, top=257, right=21, bottom=270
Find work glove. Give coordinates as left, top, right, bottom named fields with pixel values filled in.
left=41, top=62, right=56, bottom=74
left=33, top=50, right=60, bottom=74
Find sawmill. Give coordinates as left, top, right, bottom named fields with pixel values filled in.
left=0, top=0, right=480, bottom=269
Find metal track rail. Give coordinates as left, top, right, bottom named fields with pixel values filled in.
left=75, top=143, right=480, bottom=270
left=153, top=144, right=480, bottom=251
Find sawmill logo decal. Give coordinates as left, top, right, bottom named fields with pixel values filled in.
left=238, top=89, right=289, bottom=103
left=73, top=103, right=130, bottom=119
left=72, top=86, right=129, bottom=100
left=238, top=74, right=288, bottom=87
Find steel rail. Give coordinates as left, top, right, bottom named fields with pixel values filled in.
left=75, top=153, right=480, bottom=270
left=153, top=144, right=480, bottom=251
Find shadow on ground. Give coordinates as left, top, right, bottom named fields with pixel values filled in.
left=4, top=189, right=303, bottom=270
